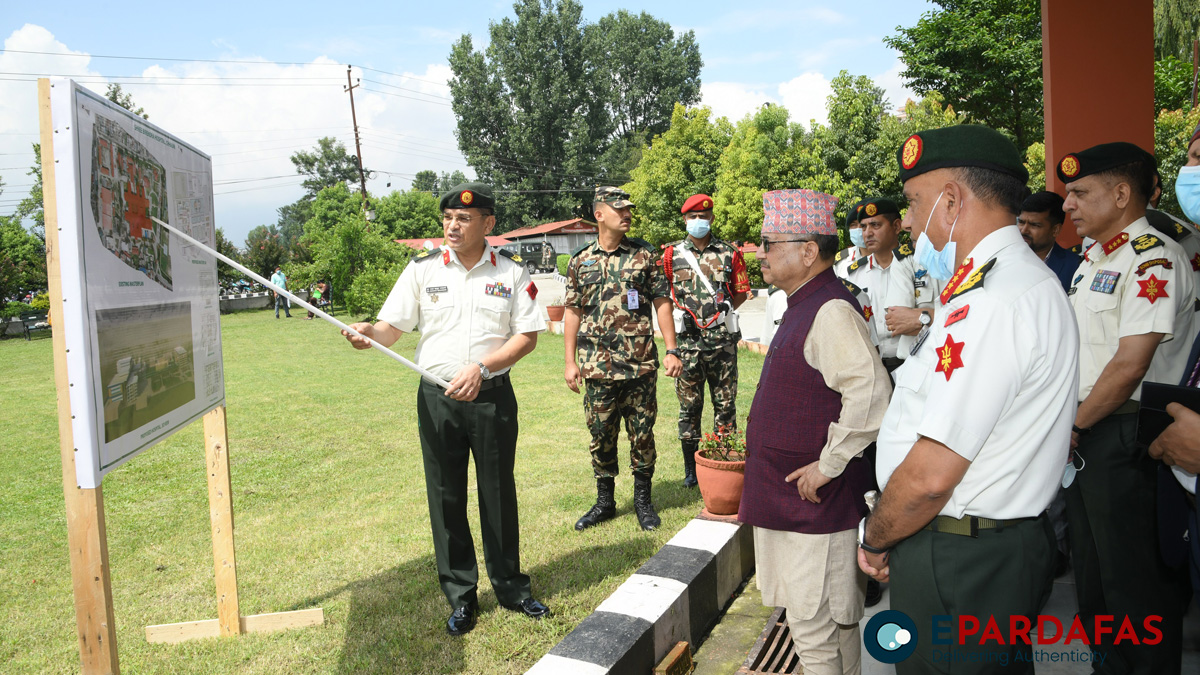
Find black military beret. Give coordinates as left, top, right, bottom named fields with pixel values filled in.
left=1055, top=142, right=1154, bottom=185
left=440, top=182, right=495, bottom=211
left=897, top=124, right=1028, bottom=184
left=860, top=197, right=900, bottom=220
left=844, top=200, right=865, bottom=228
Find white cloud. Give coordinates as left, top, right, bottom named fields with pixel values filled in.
left=874, top=57, right=917, bottom=114
left=701, top=81, right=778, bottom=124
left=0, top=25, right=468, bottom=247
left=779, top=72, right=832, bottom=127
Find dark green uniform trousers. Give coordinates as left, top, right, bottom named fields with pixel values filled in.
left=1065, top=412, right=1186, bottom=674
left=890, top=516, right=1056, bottom=674
left=416, top=378, right=531, bottom=609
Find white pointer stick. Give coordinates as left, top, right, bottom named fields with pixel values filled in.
left=150, top=216, right=451, bottom=389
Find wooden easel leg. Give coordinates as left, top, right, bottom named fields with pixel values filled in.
left=43, top=76, right=121, bottom=675
left=204, top=405, right=241, bottom=636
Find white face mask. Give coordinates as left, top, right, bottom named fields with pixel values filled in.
left=913, top=191, right=960, bottom=281
left=686, top=219, right=711, bottom=238
left=1175, top=165, right=1200, bottom=224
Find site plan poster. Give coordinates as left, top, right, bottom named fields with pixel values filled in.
left=49, top=79, right=224, bottom=488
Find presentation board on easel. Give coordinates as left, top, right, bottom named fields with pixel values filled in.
left=41, top=78, right=321, bottom=675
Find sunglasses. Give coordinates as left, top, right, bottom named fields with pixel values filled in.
left=760, top=238, right=811, bottom=253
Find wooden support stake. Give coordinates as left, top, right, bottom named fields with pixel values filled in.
left=145, top=608, right=325, bottom=645
left=41, top=77, right=121, bottom=675
left=204, top=405, right=240, bottom=636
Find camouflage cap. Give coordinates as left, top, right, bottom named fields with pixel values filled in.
left=595, top=186, right=635, bottom=209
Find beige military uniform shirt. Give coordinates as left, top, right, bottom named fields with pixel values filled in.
left=378, top=245, right=546, bottom=383
left=887, top=255, right=945, bottom=359
left=833, top=246, right=865, bottom=279
left=1070, top=217, right=1196, bottom=402
left=876, top=226, right=1079, bottom=518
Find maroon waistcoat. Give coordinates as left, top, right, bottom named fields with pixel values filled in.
left=738, top=268, right=872, bottom=534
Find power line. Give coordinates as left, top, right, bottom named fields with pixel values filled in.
left=359, top=87, right=453, bottom=106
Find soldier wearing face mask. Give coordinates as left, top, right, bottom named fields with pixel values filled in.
left=661, top=194, right=752, bottom=488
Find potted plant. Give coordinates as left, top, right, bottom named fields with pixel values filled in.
left=694, top=426, right=746, bottom=516
left=545, top=293, right=566, bottom=322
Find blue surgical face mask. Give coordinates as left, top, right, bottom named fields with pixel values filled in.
left=1175, top=165, right=1200, bottom=224
left=849, top=227, right=866, bottom=248
left=914, top=191, right=960, bottom=281
left=686, top=219, right=711, bottom=238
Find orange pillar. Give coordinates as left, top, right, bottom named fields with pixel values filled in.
left=1042, top=0, right=1155, bottom=246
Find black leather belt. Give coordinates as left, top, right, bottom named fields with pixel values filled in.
left=923, top=514, right=1040, bottom=537
left=478, top=372, right=511, bottom=391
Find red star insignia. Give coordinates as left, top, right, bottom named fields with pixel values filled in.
left=1191, top=254, right=1200, bottom=272
left=935, top=334, right=965, bottom=381
left=863, top=305, right=873, bottom=321
left=1137, top=274, right=1169, bottom=304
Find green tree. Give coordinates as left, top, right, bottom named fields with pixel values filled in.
left=290, top=137, right=364, bottom=201
left=448, top=0, right=701, bottom=228
left=290, top=219, right=414, bottom=312
left=885, top=0, right=1043, bottom=151
left=214, top=227, right=244, bottom=289
left=15, top=143, right=44, bottom=241
left=1024, top=142, right=1047, bottom=193
left=1155, top=55, right=1194, bottom=113
left=105, top=84, right=148, bottom=119
left=625, top=104, right=733, bottom=245
left=375, top=190, right=444, bottom=240
left=436, top=170, right=468, bottom=193
left=1154, top=0, right=1200, bottom=61
left=0, top=214, right=47, bottom=311
left=1154, top=105, right=1200, bottom=217
left=242, top=225, right=288, bottom=278
left=302, top=183, right=364, bottom=238
left=411, top=170, right=438, bottom=193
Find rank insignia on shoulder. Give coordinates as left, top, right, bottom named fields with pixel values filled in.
left=840, top=278, right=863, bottom=296
left=1090, top=270, right=1120, bottom=294
left=895, top=243, right=914, bottom=258
left=1136, top=258, right=1172, bottom=276
left=848, top=259, right=864, bottom=272
left=1136, top=274, right=1168, bottom=304
left=414, top=247, right=441, bottom=262
left=947, top=258, right=996, bottom=301
left=835, top=250, right=845, bottom=263
left=1131, top=233, right=1164, bottom=253
left=944, top=305, right=969, bottom=327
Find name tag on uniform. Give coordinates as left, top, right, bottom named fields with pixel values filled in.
left=914, top=279, right=927, bottom=288
left=426, top=286, right=448, bottom=294
left=485, top=283, right=512, bottom=298
left=627, top=289, right=640, bottom=309
left=1090, top=270, right=1120, bottom=294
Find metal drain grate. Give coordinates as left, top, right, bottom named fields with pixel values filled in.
left=738, top=607, right=800, bottom=674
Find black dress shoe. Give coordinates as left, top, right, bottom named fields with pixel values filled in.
left=446, top=601, right=478, bottom=636
left=501, top=597, right=550, bottom=619
left=865, top=579, right=883, bottom=608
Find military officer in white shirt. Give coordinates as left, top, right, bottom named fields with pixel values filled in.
left=343, top=182, right=550, bottom=637
left=1060, top=143, right=1193, bottom=673
left=858, top=126, right=1078, bottom=674
left=833, top=200, right=867, bottom=278
left=844, top=198, right=913, bottom=372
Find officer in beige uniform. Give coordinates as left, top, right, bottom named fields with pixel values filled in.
left=1061, top=143, right=1194, bottom=673
left=859, top=126, right=1078, bottom=673
left=344, top=182, right=549, bottom=636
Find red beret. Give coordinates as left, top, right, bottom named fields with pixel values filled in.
left=681, top=194, right=715, bottom=214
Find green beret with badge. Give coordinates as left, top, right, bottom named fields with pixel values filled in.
left=897, top=124, right=1028, bottom=184
left=860, top=197, right=900, bottom=220
left=440, top=182, right=496, bottom=211
left=845, top=199, right=866, bottom=228
left=1055, top=142, right=1154, bottom=185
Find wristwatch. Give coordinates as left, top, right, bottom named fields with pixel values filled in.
left=476, top=361, right=493, bottom=380
left=665, top=349, right=681, bottom=358
left=918, top=311, right=932, bottom=327
left=858, top=517, right=889, bottom=555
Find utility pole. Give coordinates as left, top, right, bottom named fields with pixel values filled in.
left=344, top=66, right=369, bottom=209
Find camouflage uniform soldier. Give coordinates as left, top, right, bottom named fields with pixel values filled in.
left=541, top=240, right=555, bottom=273
left=661, top=194, right=751, bottom=487
left=564, top=187, right=684, bottom=531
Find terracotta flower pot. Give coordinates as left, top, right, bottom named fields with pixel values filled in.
left=546, top=305, right=566, bottom=322
left=695, top=451, right=746, bottom=516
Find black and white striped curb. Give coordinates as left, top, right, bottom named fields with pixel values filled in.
left=526, top=518, right=754, bottom=674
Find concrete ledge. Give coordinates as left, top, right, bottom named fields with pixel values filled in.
left=527, top=518, right=754, bottom=674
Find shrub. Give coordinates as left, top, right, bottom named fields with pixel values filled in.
left=345, top=261, right=406, bottom=321
left=556, top=253, right=570, bottom=277
left=0, top=302, right=32, bottom=319
left=743, top=253, right=764, bottom=288
left=29, top=293, right=49, bottom=312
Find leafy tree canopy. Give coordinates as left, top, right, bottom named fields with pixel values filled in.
left=290, top=137, right=364, bottom=201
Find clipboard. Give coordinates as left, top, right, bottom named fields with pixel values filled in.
left=1136, top=382, right=1200, bottom=448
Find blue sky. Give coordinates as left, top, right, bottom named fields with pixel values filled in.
left=1, top=0, right=932, bottom=244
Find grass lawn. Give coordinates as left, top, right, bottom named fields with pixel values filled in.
left=0, top=309, right=763, bottom=674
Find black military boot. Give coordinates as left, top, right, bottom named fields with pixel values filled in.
left=574, top=477, right=616, bottom=531
left=633, top=474, right=661, bottom=531
left=681, top=441, right=699, bottom=488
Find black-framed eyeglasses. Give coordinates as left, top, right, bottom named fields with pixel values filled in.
left=760, top=238, right=811, bottom=253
